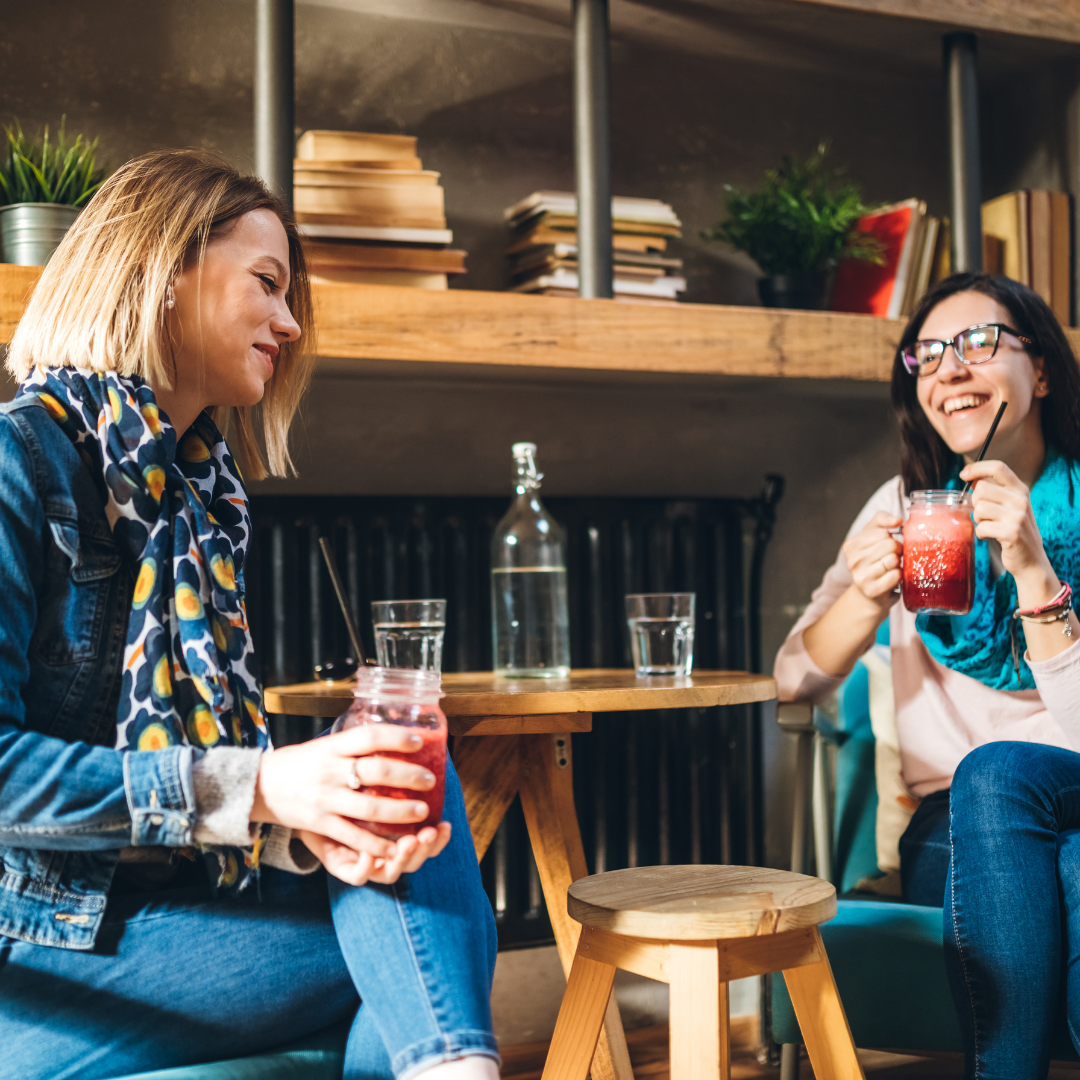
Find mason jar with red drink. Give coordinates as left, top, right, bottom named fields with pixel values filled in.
left=331, top=667, right=448, bottom=839
left=901, top=489, right=976, bottom=615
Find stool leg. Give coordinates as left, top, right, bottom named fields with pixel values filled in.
left=781, top=929, right=864, bottom=1080
left=669, top=942, right=729, bottom=1080
left=541, top=949, right=617, bottom=1080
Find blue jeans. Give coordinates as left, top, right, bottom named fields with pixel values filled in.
left=943, top=741, right=1080, bottom=1079
left=0, top=762, right=499, bottom=1080
left=899, top=788, right=952, bottom=907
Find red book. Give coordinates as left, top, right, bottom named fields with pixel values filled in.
left=832, top=199, right=925, bottom=318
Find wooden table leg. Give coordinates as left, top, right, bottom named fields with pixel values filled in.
left=452, top=734, right=522, bottom=861
left=518, top=731, right=635, bottom=1080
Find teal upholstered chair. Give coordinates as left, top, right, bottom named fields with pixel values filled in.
left=107, top=1018, right=350, bottom=1080
left=771, top=626, right=1079, bottom=1078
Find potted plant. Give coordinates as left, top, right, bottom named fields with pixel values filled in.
left=0, top=119, right=107, bottom=266
left=702, top=143, right=882, bottom=310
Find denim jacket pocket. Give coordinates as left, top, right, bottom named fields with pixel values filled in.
left=30, top=517, right=122, bottom=666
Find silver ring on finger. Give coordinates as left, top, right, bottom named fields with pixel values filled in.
left=880, top=557, right=887, bottom=573
left=348, top=760, right=363, bottom=790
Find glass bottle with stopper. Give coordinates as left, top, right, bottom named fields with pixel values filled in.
left=491, top=442, right=571, bottom=678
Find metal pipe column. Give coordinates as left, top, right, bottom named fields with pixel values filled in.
left=945, top=32, right=982, bottom=273
left=255, top=0, right=295, bottom=209
left=573, top=0, right=613, bottom=298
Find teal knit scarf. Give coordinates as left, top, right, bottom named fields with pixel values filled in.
left=916, top=448, right=1080, bottom=691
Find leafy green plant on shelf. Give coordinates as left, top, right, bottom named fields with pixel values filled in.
left=0, top=119, right=106, bottom=207
left=702, top=143, right=883, bottom=309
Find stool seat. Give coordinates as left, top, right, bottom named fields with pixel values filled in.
left=568, top=864, right=836, bottom=939
left=543, top=866, right=863, bottom=1080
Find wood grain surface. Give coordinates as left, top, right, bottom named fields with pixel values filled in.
left=791, top=0, right=1080, bottom=44
left=518, top=733, right=634, bottom=1080
left=782, top=930, right=866, bottom=1080
left=264, top=668, right=776, bottom=718
left=5, top=265, right=1080, bottom=383
left=567, top=865, right=837, bottom=940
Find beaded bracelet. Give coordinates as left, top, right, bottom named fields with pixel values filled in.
left=1010, top=581, right=1074, bottom=674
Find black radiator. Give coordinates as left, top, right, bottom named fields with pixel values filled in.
left=246, top=480, right=782, bottom=948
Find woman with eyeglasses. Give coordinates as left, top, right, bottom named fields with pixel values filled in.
left=774, top=272, right=1080, bottom=1077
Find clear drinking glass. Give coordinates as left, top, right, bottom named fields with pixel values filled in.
left=625, top=593, right=695, bottom=676
left=371, top=599, right=447, bottom=672
left=331, top=667, right=447, bottom=839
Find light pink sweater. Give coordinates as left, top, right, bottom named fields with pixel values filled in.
left=773, top=476, right=1080, bottom=797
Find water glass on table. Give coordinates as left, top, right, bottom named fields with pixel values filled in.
left=372, top=599, right=447, bottom=672
left=625, top=592, right=695, bottom=676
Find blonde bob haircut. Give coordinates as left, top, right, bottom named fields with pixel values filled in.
left=6, top=148, right=315, bottom=480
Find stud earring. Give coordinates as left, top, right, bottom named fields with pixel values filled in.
left=165, top=283, right=176, bottom=310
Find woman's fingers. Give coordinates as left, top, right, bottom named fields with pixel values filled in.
left=368, top=822, right=453, bottom=882
left=326, top=788, right=430, bottom=825
left=960, top=459, right=1022, bottom=489
left=348, top=755, right=436, bottom=792
left=296, top=830, right=375, bottom=886
left=300, top=819, right=453, bottom=887
left=327, top=724, right=424, bottom=759
left=856, top=536, right=902, bottom=566
left=316, top=815, right=401, bottom=858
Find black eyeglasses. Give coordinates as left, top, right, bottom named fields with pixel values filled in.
left=900, top=323, right=1036, bottom=377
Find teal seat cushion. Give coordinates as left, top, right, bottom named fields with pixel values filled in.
left=773, top=900, right=1079, bottom=1060
left=106, top=1018, right=350, bottom=1080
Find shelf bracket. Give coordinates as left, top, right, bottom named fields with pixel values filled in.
left=255, top=0, right=295, bottom=209
left=573, top=0, right=614, bottom=300
left=944, top=32, right=983, bottom=274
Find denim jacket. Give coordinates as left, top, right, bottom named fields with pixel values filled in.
left=0, top=396, right=201, bottom=950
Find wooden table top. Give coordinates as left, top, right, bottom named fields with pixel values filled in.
left=264, top=668, right=776, bottom=718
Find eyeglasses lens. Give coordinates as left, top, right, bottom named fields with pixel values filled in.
left=906, top=341, right=943, bottom=375
left=959, top=326, right=997, bottom=364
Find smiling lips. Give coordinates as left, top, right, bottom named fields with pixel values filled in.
left=253, top=343, right=278, bottom=367
left=942, top=393, right=990, bottom=416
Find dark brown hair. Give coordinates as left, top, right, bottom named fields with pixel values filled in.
left=892, top=272, right=1080, bottom=492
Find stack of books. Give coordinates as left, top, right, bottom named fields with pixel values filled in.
left=503, top=191, right=686, bottom=303
left=832, top=190, right=1073, bottom=322
left=981, top=191, right=1071, bottom=324
left=294, top=130, right=466, bottom=290
left=832, top=199, right=939, bottom=319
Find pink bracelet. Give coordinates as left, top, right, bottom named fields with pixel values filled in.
left=1014, top=581, right=1072, bottom=620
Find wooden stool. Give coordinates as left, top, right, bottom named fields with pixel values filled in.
left=540, top=865, right=863, bottom=1080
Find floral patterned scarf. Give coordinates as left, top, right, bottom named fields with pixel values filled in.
left=18, top=366, right=270, bottom=892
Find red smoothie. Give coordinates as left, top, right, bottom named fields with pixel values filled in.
left=336, top=703, right=448, bottom=839
left=902, top=500, right=975, bottom=615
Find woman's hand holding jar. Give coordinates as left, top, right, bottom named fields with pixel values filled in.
left=843, top=511, right=905, bottom=611
left=802, top=511, right=903, bottom=678
left=250, top=725, right=452, bottom=887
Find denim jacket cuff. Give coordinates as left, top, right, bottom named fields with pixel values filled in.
left=122, top=746, right=200, bottom=847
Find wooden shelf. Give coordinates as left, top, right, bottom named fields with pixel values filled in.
left=4, top=264, right=1078, bottom=383
left=792, top=0, right=1080, bottom=44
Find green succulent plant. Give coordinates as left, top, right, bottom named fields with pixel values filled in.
left=0, top=119, right=106, bottom=208
left=702, top=143, right=884, bottom=277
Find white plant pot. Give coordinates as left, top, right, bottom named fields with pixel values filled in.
left=0, top=202, right=81, bottom=266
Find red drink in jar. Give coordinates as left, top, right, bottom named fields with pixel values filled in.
left=901, top=490, right=975, bottom=615
left=332, top=667, right=448, bottom=839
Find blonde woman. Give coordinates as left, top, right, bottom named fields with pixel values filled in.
left=0, top=150, right=499, bottom=1080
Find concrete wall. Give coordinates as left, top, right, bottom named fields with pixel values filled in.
left=1, top=0, right=1074, bottom=868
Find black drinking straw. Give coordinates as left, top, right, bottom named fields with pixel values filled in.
left=960, top=400, right=1009, bottom=497
left=318, top=537, right=367, bottom=667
